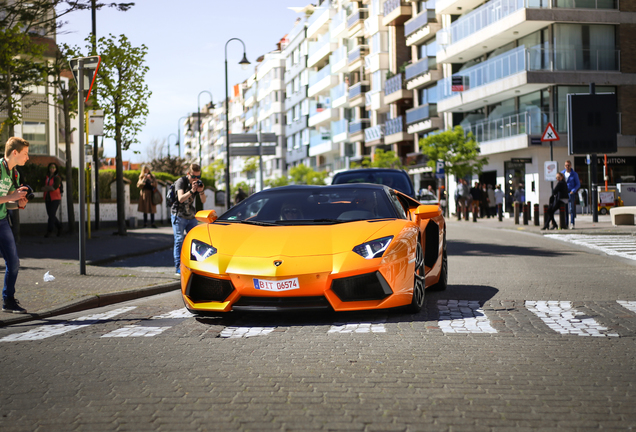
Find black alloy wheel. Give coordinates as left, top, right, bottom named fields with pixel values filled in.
left=408, top=242, right=425, bottom=314
left=429, top=238, right=448, bottom=292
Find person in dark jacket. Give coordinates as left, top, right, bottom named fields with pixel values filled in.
left=542, top=172, right=569, bottom=230
left=42, top=162, right=63, bottom=237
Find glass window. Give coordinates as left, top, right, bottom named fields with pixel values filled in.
left=553, top=24, right=616, bottom=71
left=22, top=121, right=47, bottom=154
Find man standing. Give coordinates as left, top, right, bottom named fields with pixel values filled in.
left=171, top=164, right=206, bottom=276
left=494, top=184, right=505, bottom=218
left=1, top=137, right=30, bottom=314
left=562, top=160, right=580, bottom=229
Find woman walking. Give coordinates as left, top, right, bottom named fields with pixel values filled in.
left=42, top=162, right=63, bottom=237
left=137, top=165, right=157, bottom=228
left=542, top=172, right=569, bottom=230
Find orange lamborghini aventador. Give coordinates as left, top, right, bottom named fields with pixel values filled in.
left=180, top=184, right=446, bottom=314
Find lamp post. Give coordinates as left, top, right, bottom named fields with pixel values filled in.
left=225, top=38, right=251, bottom=209
left=197, top=91, right=214, bottom=166
left=167, top=133, right=178, bottom=158
left=176, top=115, right=188, bottom=159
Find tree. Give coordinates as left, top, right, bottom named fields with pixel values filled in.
left=144, top=138, right=167, bottom=162
left=419, top=126, right=488, bottom=215
left=352, top=148, right=403, bottom=169
left=204, top=159, right=225, bottom=190
left=289, top=164, right=328, bottom=185
left=242, top=157, right=258, bottom=179
left=148, top=155, right=189, bottom=177
left=88, top=34, right=151, bottom=235
left=265, top=176, right=290, bottom=188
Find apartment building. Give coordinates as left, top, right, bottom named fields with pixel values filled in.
left=435, top=0, right=636, bottom=213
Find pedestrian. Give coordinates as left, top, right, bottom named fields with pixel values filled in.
left=171, top=163, right=206, bottom=276
left=469, top=181, right=482, bottom=221
left=42, top=162, right=63, bottom=237
left=494, top=184, right=505, bottom=218
left=542, top=172, right=569, bottom=230
left=456, top=178, right=470, bottom=220
left=1, top=137, right=30, bottom=314
left=234, top=187, right=247, bottom=205
left=137, top=165, right=158, bottom=228
left=487, top=184, right=496, bottom=217
left=513, top=183, right=525, bottom=204
left=561, top=160, right=580, bottom=229
left=480, top=183, right=489, bottom=218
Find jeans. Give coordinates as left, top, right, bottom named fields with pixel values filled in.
left=171, top=214, right=198, bottom=271
left=568, top=192, right=576, bottom=225
left=0, top=217, right=20, bottom=301
left=45, top=198, right=61, bottom=233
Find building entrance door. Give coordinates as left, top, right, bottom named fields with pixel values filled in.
left=504, top=161, right=525, bottom=213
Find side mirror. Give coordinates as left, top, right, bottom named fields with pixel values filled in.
left=195, top=210, right=218, bottom=223
left=414, top=204, right=441, bottom=219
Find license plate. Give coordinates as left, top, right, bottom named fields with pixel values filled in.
left=253, top=277, right=300, bottom=292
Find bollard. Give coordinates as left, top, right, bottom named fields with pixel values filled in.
left=472, top=204, right=478, bottom=222
left=464, top=205, right=469, bottom=221
left=527, top=201, right=532, bottom=220
left=559, top=204, right=566, bottom=229
left=534, top=204, right=540, bottom=226
left=514, top=202, right=520, bottom=224
left=543, top=204, right=549, bottom=228
left=523, top=203, right=529, bottom=225
left=498, top=204, right=503, bottom=222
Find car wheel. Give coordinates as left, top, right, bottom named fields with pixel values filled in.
left=429, top=239, right=448, bottom=292
left=408, top=242, right=425, bottom=314
left=600, top=208, right=608, bottom=215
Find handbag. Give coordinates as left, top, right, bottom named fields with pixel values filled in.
left=152, top=188, right=163, bottom=205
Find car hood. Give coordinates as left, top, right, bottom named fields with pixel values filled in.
left=206, top=220, right=396, bottom=258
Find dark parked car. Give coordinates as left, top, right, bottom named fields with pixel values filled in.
left=331, top=168, right=416, bottom=198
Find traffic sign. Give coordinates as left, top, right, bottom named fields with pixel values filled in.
left=541, top=123, right=559, bottom=142
left=69, top=56, right=101, bottom=103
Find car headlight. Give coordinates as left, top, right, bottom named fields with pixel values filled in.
left=190, top=239, right=217, bottom=262
left=353, top=236, right=393, bottom=260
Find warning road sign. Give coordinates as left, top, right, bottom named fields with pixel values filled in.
left=541, top=122, right=559, bottom=141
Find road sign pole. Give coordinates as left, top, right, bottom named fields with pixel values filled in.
left=589, top=83, right=598, bottom=223
left=258, top=129, right=264, bottom=193
left=78, top=59, right=86, bottom=275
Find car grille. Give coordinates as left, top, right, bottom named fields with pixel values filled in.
left=233, top=296, right=332, bottom=312
left=331, top=272, right=393, bottom=302
left=186, top=274, right=234, bottom=303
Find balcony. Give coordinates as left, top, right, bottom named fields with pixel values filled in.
left=330, top=45, right=348, bottom=74
left=384, top=73, right=413, bottom=104
left=307, top=6, right=333, bottom=39
left=364, top=14, right=385, bottom=37
left=382, top=0, right=412, bottom=27
left=330, top=9, right=348, bottom=38
left=349, top=118, right=371, bottom=140
left=244, top=87, right=256, bottom=107
left=308, top=64, right=338, bottom=97
left=436, top=0, right=553, bottom=64
left=307, top=33, right=338, bottom=68
left=404, top=10, right=440, bottom=46
left=438, top=46, right=621, bottom=112
left=384, top=116, right=412, bottom=144
left=406, top=103, right=441, bottom=134
left=348, top=82, right=370, bottom=107
left=364, top=124, right=385, bottom=145
left=309, top=131, right=337, bottom=157
left=308, top=102, right=339, bottom=127
left=331, top=119, right=349, bottom=143
left=331, top=82, right=349, bottom=108
left=347, top=8, right=368, bottom=37
left=366, top=91, right=387, bottom=112
left=348, top=45, right=369, bottom=71
left=364, top=52, right=389, bottom=73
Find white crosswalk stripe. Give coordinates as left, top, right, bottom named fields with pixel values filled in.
left=526, top=301, right=619, bottom=337
left=0, top=307, right=137, bottom=342
left=150, top=308, right=195, bottom=320
left=437, top=300, right=497, bottom=334
left=545, top=234, right=636, bottom=261
left=328, top=323, right=386, bottom=333
left=102, top=326, right=169, bottom=338
left=617, top=300, right=636, bottom=314
left=220, top=327, right=276, bottom=338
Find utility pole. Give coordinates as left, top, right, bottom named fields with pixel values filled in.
left=91, top=0, right=100, bottom=230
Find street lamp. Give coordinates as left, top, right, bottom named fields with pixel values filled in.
left=167, top=133, right=178, bottom=158
left=177, top=115, right=188, bottom=159
left=197, top=91, right=214, bottom=166
left=225, top=38, right=250, bottom=209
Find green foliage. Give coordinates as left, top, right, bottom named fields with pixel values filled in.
left=204, top=159, right=225, bottom=189
left=289, top=164, right=328, bottom=185
left=148, top=155, right=189, bottom=177
left=242, top=157, right=259, bottom=177
left=352, top=149, right=403, bottom=169
left=419, top=126, right=488, bottom=179
left=265, top=176, right=290, bottom=188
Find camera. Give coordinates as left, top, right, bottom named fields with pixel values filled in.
left=22, top=185, right=34, bottom=201
left=195, top=180, right=203, bottom=188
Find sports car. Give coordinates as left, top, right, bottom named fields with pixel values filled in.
left=180, top=184, right=446, bottom=314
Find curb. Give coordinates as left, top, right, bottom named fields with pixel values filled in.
left=0, top=281, right=180, bottom=327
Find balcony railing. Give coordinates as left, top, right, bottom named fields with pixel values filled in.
left=309, top=101, right=331, bottom=117
left=555, top=0, right=617, bottom=7
left=364, top=124, right=385, bottom=142
left=310, top=131, right=331, bottom=148
left=405, top=57, right=431, bottom=81
left=383, top=0, right=409, bottom=16
left=348, top=82, right=369, bottom=99
left=330, top=9, right=347, bottom=33
left=349, top=118, right=371, bottom=134
left=331, top=119, right=349, bottom=136
left=404, top=9, right=436, bottom=37
left=384, top=73, right=405, bottom=96
left=330, top=45, right=347, bottom=66
left=308, top=32, right=331, bottom=59
left=348, top=45, right=369, bottom=64
left=437, top=0, right=549, bottom=48
left=308, top=64, right=332, bottom=87
left=406, top=104, right=437, bottom=125
left=464, top=111, right=533, bottom=143
left=347, top=8, right=368, bottom=29
left=331, top=81, right=348, bottom=100
left=307, top=5, right=329, bottom=28
left=385, top=116, right=405, bottom=135
left=439, top=46, right=620, bottom=100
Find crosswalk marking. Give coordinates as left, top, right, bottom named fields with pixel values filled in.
left=102, top=325, right=169, bottom=338
left=617, top=300, right=636, bottom=314
left=546, top=234, right=636, bottom=261
left=220, top=327, right=276, bottom=338
left=526, top=301, right=619, bottom=337
left=0, top=307, right=137, bottom=342
left=328, top=323, right=386, bottom=333
left=151, top=308, right=194, bottom=320
left=437, top=300, right=497, bottom=334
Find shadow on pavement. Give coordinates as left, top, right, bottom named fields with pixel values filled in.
left=449, top=239, right=570, bottom=258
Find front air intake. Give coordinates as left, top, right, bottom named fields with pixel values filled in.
left=186, top=274, right=234, bottom=303
left=331, top=272, right=392, bottom=302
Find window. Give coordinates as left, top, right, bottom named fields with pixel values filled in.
left=22, top=121, right=47, bottom=154
left=553, top=24, right=617, bottom=71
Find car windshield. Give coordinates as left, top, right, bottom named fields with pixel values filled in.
left=218, top=186, right=398, bottom=225
left=332, top=171, right=414, bottom=197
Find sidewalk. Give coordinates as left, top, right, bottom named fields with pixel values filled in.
left=1, top=223, right=179, bottom=327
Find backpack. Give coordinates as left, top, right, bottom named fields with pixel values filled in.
left=166, top=182, right=177, bottom=207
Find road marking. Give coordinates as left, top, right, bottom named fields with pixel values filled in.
left=545, top=234, right=636, bottom=261
left=0, top=307, right=137, bottom=342
left=328, top=323, right=387, bottom=333
left=102, top=325, right=169, bottom=338
left=617, top=300, right=636, bottom=314
left=220, top=327, right=276, bottom=338
left=436, top=300, right=497, bottom=334
left=526, top=301, right=618, bottom=337
left=151, top=308, right=195, bottom=319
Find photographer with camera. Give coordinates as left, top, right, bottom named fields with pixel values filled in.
left=1, top=137, right=30, bottom=314
left=171, top=163, right=206, bottom=276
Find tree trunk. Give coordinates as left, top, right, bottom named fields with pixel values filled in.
left=115, top=126, right=126, bottom=236
left=63, top=101, right=75, bottom=234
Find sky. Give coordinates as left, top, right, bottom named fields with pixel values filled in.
left=57, top=0, right=301, bottom=163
